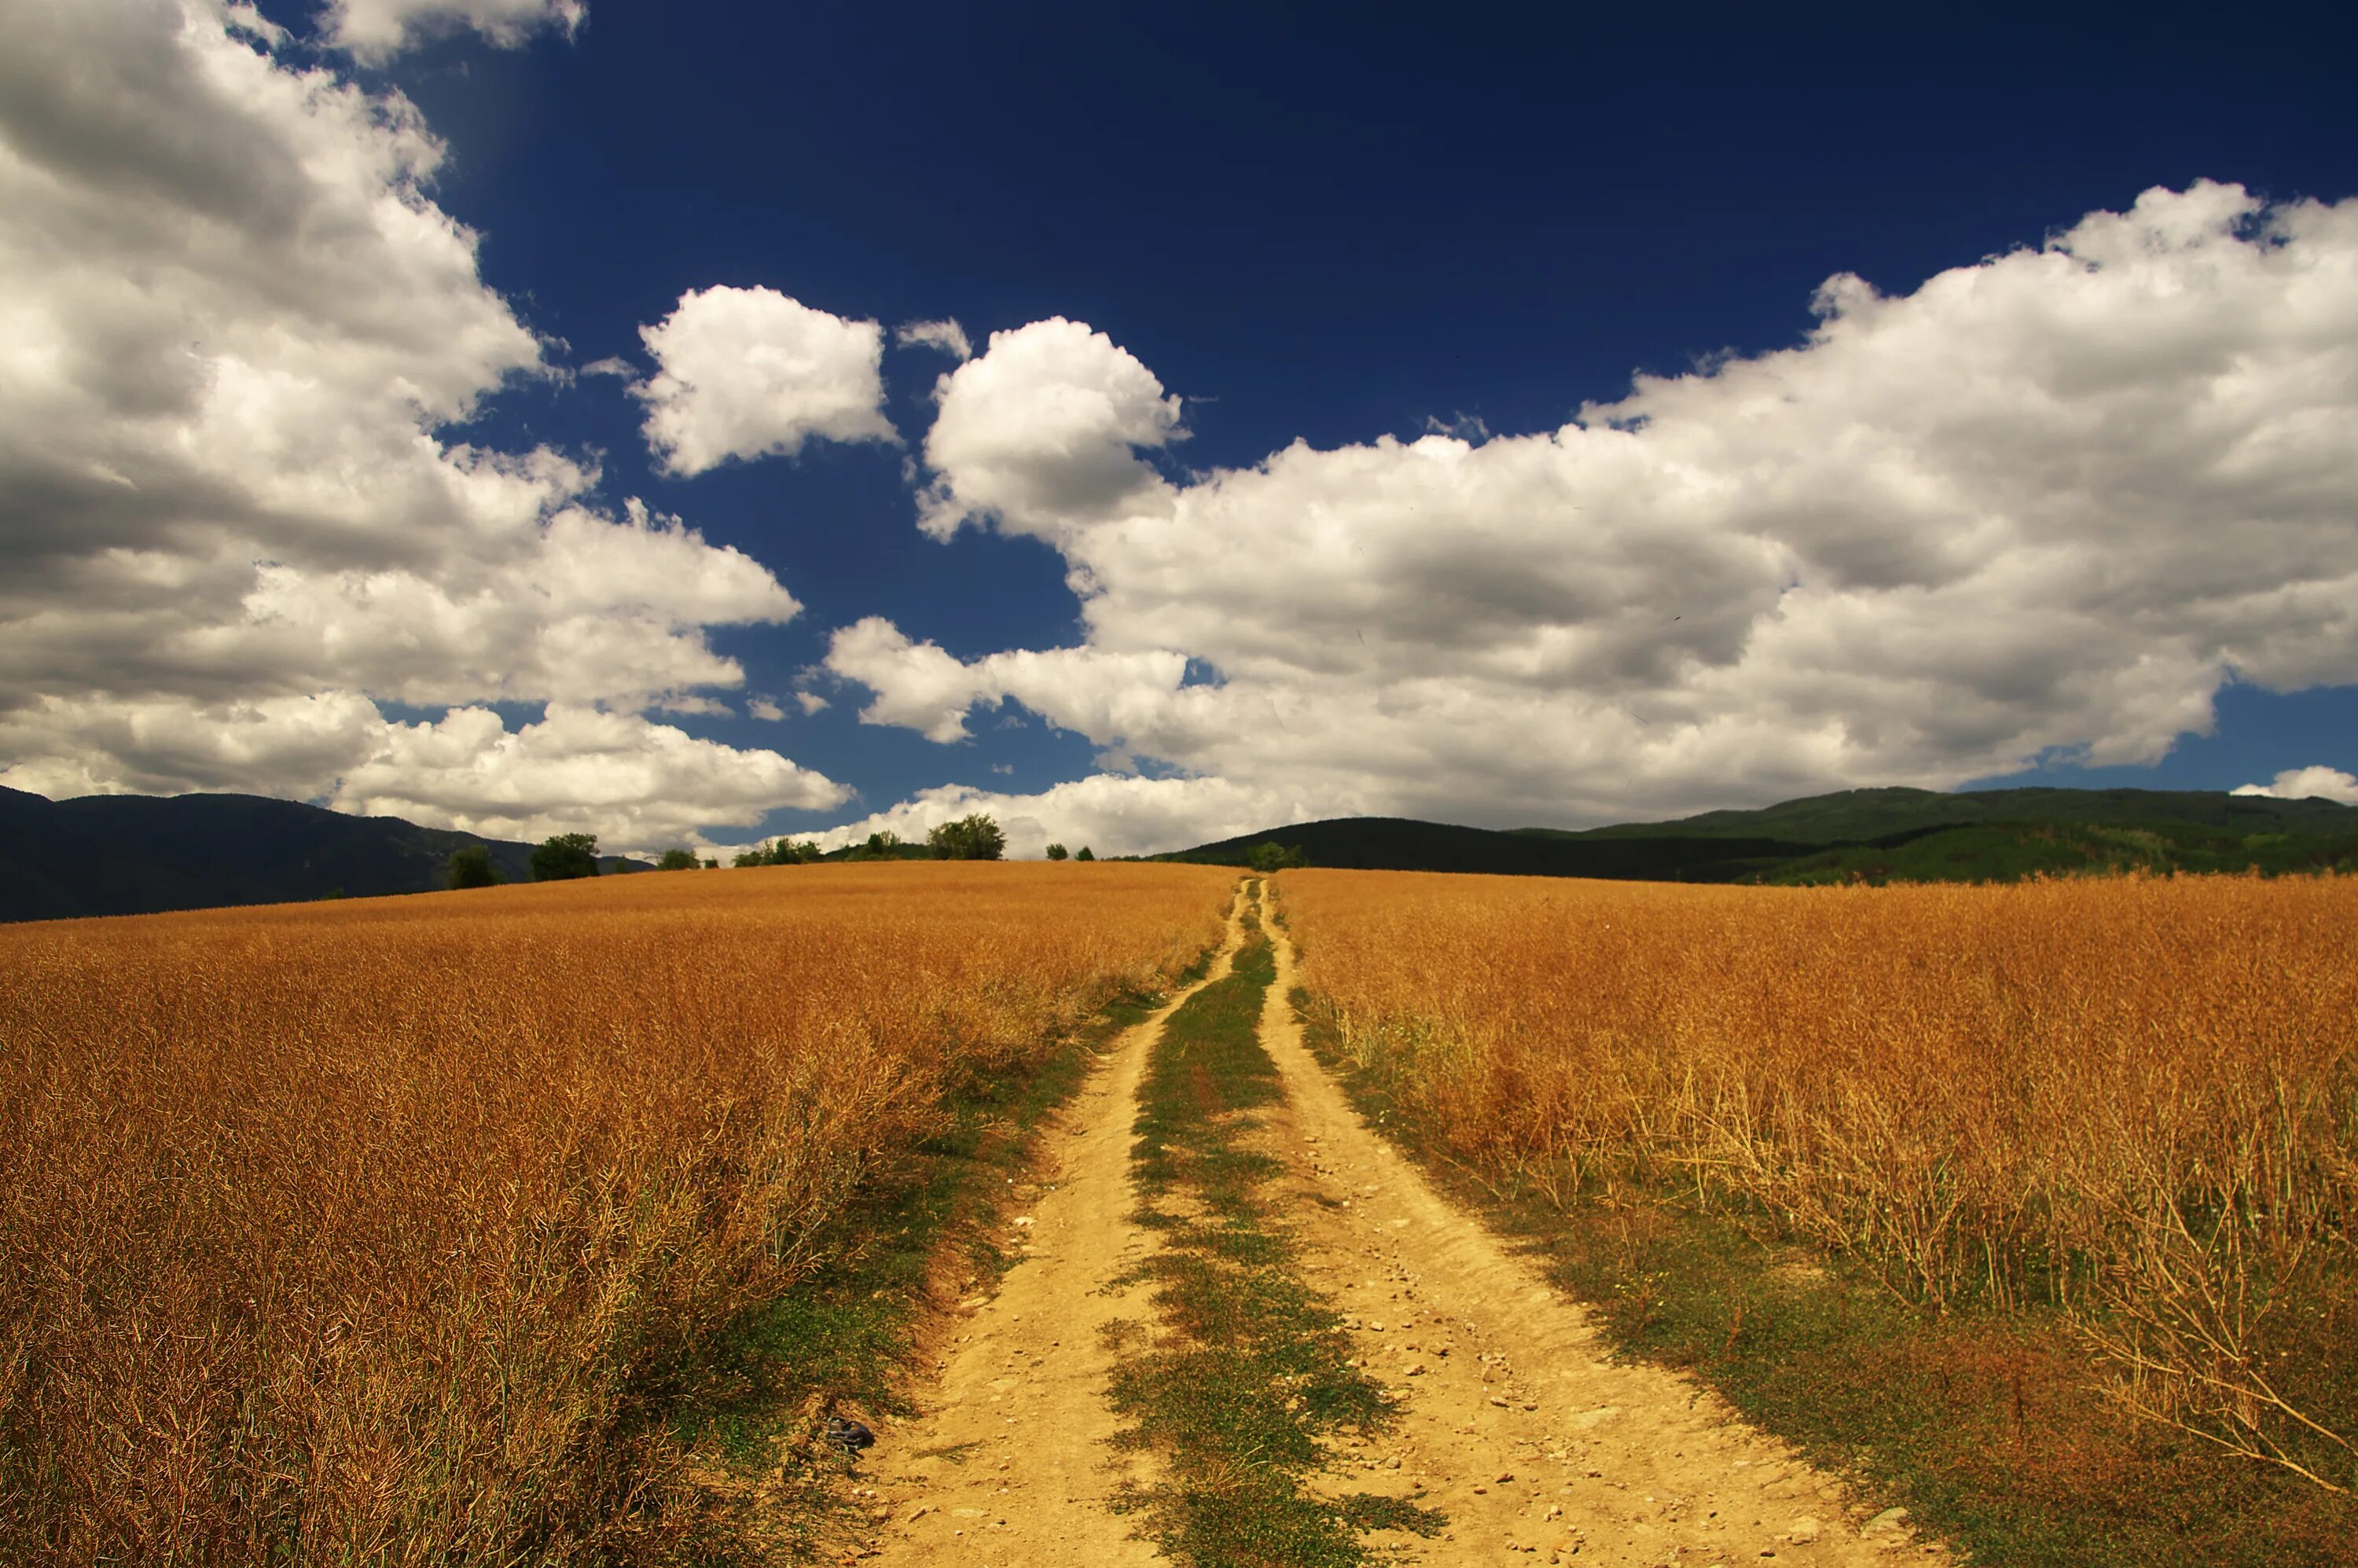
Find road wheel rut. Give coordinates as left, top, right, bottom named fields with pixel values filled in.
left=859, top=889, right=1250, bottom=1565
left=860, top=883, right=1945, bottom=1566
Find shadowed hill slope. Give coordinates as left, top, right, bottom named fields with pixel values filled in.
left=1159, top=816, right=1826, bottom=880
left=0, top=788, right=644, bottom=923
left=1163, top=788, right=2358, bottom=883
left=1530, top=784, right=2358, bottom=843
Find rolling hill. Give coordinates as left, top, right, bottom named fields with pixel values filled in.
left=1163, top=786, right=2358, bottom=884
left=9, top=780, right=2355, bottom=924
left=0, top=787, right=647, bottom=923
left=1162, top=817, right=1823, bottom=881
left=1527, top=784, right=2358, bottom=843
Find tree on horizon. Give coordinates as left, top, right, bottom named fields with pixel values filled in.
left=532, top=833, right=601, bottom=881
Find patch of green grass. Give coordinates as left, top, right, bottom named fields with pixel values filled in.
left=1292, top=987, right=2358, bottom=1568
left=655, top=974, right=1177, bottom=1562
left=1107, top=934, right=1443, bottom=1566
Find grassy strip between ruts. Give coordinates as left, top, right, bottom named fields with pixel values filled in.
left=1104, top=891, right=1445, bottom=1566
left=648, top=976, right=1179, bottom=1564
left=1287, top=986, right=2358, bottom=1568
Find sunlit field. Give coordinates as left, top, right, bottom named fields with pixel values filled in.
left=0, top=863, right=1232, bottom=1565
left=1277, top=869, right=2358, bottom=1500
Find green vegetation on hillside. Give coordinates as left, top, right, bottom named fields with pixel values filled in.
left=0, top=786, right=651, bottom=922
left=446, top=845, right=501, bottom=889
left=531, top=832, right=602, bottom=882
left=1760, top=819, right=2358, bottom=886
left=1542, top=784, right=2358, bottom=843
left=1159, top=788, right=2358, bottom=887
left=926, top=813, right=1007, bottom=861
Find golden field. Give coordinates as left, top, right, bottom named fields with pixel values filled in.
left=0, top=863, right=1233, bottom=1565
left=1276, top=869, right=2358, bottom=1489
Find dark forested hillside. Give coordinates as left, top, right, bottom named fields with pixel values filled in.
left=0, top=788, right=641, bottom=922
left=11, top=781, right=2355, bottom=922
left=1165, top=787, right=2358, bottom=884
left=1530, top=784, right=2358, bottom=842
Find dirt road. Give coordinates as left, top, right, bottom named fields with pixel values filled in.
left=858, top=884, right=1943, bottom=1566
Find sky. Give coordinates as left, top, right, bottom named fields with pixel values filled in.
left=2, top=0, right=2356, bottom=859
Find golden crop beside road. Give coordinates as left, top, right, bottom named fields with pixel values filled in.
left=0, top=862, right=1233, bottom=1565
left=1278, top=868, right=2358, bottom=1490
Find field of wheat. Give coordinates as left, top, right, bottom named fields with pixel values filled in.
left=1276, top=868, right=2358, bottom=1492
left=0, top=862, right=1233, bottom=1565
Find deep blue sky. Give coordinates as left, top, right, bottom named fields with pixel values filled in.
left=274, top=0, right=2358, bottom=832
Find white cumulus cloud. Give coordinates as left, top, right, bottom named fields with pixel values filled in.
left=2231, top=766, right=2358, bottom=806
left=895, top=318, right=972, bottom=361
left=837, top=182, right=2358, bottom=848
left=826, top=617, right=1189, bottom=744
left=815, top=773, right=1342, bottom=861
left=322, top=0, right=584, bottom=62
left=0, top=0, right=843, bottom=849
left=633, top=285, right=895, bottom=476
left=332, top=704, right=847, bottom=854
left=916, top=316, right=1184, bottom=542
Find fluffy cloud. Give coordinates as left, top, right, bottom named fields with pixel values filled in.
left=815, top=773, right=1342, bottom=861
left=837, top=183, right=2358, bottom=846
left=0, top=696, right=846, bottom=857
left=827, top=618, right=1187, bottom=744
left=334, top=705, right=847, bottom=851
left=2232, top=766, right=2358, bottom=806
left=632, top=285, right=895, bottom=476
left=895, top=318, right=972, bottom=361
left=0, top=1, right=841, bottom=848
left=916, top=317, right=1184, bottom=542
left=322, top=0, right=584, bottom=61
left=0, top=691, right=393, bottom=802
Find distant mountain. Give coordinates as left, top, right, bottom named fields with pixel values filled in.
left=1159, top=817, right=1825, bottom=882
left=1162, top=786, right=2358, bottom=885
left=13, top=781, right=2354, bottom=924
left=0, top=788, right=647, bottom=923
left=1524, top=785, right=2358, bottom=843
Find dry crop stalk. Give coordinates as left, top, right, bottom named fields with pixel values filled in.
left=1273, top=867, right=2358, bottom=1493
left=0, top=861, right=1233, bottom=1566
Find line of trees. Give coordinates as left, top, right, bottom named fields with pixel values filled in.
left=448, top=815, right=1116, bottom=891
left=448, top=834, right=604, bottom=889
left=733, top=839, right=823, bottom=867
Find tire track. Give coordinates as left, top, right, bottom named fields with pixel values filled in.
left=861, top=889, right=1250, bottom=1565
left=864, top=880, right=1946, bottom=1566
left=1255, top=883, right=1948, bottom=1566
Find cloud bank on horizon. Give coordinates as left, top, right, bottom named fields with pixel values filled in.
left=1, top=1, right=2353, bottom=857
left=823, top=189, right=2358, bottom=853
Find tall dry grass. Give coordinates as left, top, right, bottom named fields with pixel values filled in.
left=1276, top=868, right=2358, bottom=1491
left=0, top=862, right=1232, bottom=1564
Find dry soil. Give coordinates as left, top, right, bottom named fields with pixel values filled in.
left=848, top=885, right=1947, bottom=1566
